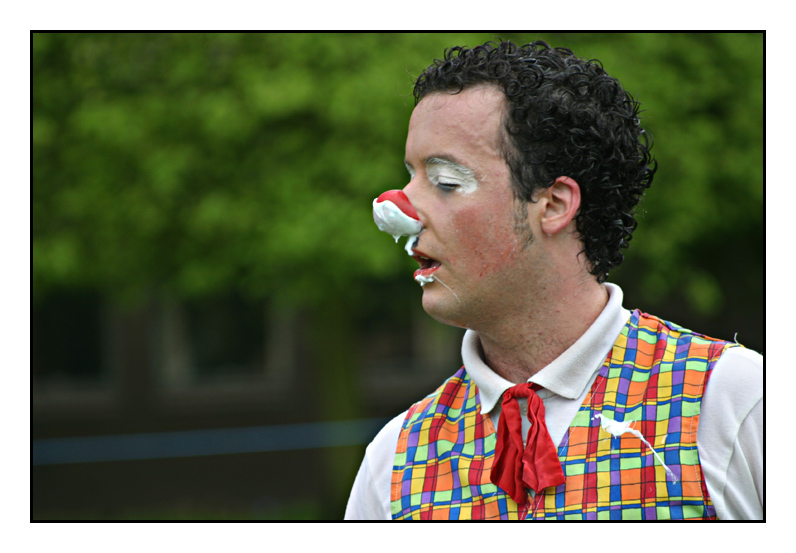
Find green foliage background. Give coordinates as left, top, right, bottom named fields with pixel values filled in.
left=32, top=32, right=764, bottom=340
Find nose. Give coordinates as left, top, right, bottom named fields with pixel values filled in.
left=377, top=189, right=419, bottom=220
left=372, top=189, right=423, bottom=241
left=401, top=173, right=432, bottom=228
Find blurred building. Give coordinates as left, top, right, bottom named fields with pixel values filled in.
left=31, top=288, right=464, bottom=519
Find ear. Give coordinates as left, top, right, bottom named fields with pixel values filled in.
left=538, top=176, right=581, bottom=236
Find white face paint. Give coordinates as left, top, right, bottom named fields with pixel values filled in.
left=425, top=158, right=479, bottom=194
left=405, top=158, right=479, bottom=195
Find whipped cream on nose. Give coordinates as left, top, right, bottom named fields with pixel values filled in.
left=372, top=190, right=423, bottom=255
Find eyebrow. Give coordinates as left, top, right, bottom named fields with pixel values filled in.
left=426, top=157, right=475, bottom=176
left=405, top=156, right=475, bottom=176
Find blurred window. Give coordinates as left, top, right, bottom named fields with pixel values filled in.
left=154, top=294, right=299, bottom=394
left=32, top=290, right=105, bottom=386
left=186, top=294, right=266, bottom=380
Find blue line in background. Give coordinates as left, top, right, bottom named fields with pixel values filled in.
left=31, top=417, right=390, bottom=466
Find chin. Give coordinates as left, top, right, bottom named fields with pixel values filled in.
left=421, top=288, right=469, bottom=329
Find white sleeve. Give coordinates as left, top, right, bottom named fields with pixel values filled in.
left=344, top=411, right=406, bottom=520
left=697, top=346, right=764, bottom=520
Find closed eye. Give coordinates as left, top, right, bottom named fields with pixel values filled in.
left=425, top=158, right=477, bottom=194
left=436, top=182, right=459, bottom=192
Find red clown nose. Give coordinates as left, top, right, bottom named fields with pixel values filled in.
left=376, top=190, right=420, bottom=221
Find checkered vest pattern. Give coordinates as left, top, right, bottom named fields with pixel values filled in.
left=390, top=310, right=736, bottom=520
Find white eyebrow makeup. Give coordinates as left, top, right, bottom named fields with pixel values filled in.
left=425, top=158, right=479, bottom=194
left=405, top=158, right=479, bottom=194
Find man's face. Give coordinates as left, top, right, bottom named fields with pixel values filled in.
left=403, top=86, right=543, bottom=329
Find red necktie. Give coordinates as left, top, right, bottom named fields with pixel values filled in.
left=490, top=382, right=566, bottom=505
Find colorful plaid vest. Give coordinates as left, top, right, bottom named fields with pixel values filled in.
left=391, top=310, right=737, bottom=520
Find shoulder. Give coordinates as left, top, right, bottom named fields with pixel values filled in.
left=707, top=346, right=763, bottom=410
left=403, top=366, right=472, bottom=423
left=700, top=346, right=764, bottom=446
left=344, top=411, right=407, bottom=520
left=698, top=345, right=764, bottom=520
left=366, top=366, right=473, bottom=463
left=700, top=345, right=763, bottom=456
left=366, top=367, right=474, bottom=459
left=346, top=369, right=475, bottom=520
left=367, top=410, right=408, bottom=460
left=699, top=345, right=762, bottom=446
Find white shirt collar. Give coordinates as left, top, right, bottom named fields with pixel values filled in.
left=462, top=283, right=631, bottom=414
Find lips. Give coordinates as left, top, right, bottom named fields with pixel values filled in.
left=413, top=251, right=441, bottom=278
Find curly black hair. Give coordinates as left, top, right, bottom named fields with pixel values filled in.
left=413, top=40, right=656, bottom=283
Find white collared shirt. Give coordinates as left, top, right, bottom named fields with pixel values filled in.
left=344, top=284, right=763, bottom=520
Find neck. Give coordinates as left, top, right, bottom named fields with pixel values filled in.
left=475, top=274, right=608, bottom=384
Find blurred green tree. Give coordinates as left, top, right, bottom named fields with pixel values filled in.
left=32, top=33, right=408, bottom=305
left=32, top=33, right=763, bottom=316
left=32, top=32, right=765, bottom=361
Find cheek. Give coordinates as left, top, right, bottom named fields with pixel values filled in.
left=452, top=207, right=521, bottom=278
